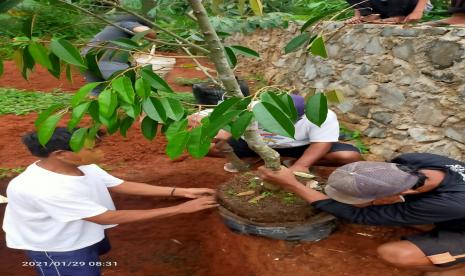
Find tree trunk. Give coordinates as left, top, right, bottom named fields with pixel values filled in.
left=187, top=0, right=281, bottom=189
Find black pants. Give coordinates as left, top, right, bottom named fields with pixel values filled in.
left=450, top=0, right=465, bottom=13
left=346, top=0, right=418, bottom=18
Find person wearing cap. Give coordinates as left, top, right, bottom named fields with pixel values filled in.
left=259, top=152, right=465, bottom=275
left=188, top=93, right=362, bottom=172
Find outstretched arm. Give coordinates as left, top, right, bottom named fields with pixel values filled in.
left=109, top=181, right=215, bottom=198
left=84, top=196, right=218, bottom=225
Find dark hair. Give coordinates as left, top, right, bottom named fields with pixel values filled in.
left=22, top=127, right=74, bottom=157
left=396, top=164, right=428, bottom=189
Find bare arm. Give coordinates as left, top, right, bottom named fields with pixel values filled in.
left=258, top=166, right=329, bottom=203
left=109, top=181, right=215, bottom=198
left=84, top=196, right=218, bottom=225
left=405, top=0, right=428, bottom=22
left=289, top=142, right=332, bottom=172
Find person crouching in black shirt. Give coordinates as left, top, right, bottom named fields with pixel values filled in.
left=259, top=153, right=465, bottom=275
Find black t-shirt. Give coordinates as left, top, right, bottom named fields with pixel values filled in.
left=312, top=153, right=465, bottom=231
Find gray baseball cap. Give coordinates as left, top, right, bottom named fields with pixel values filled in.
left=325, top=161, right=420, bottom=204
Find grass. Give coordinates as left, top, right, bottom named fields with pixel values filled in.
left=0, top=167, right=25, bottom=179
left=0, top=88, right=72, bottom=115
left=340, top=125, right=369, bottom=154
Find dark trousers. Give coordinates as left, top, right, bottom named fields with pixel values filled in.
left=450, top=0, right=465, bottom=13
left=346, top=0, right=418, bottom=18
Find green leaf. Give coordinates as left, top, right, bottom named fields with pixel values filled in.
left=70, top=128, right=88, bottom=152
left=112, top=76, right=135, bottom=104
left=50, top=38, right=87, bottom=68
left=301, top=14, right=327, bottom=32
left=88, top=101, right=100, bottom=122
left=110, top=38, right=141, bottom=50
left=160, top=97, right=184, bottom=121
left=230, top=45, right=260, bottom=59
left=0, top=59, right=3, bottom=78
left=141, top=66, right=173, bottom=93
left=325, top=90, right=345, bottom=104
left=141, top=116, right=158, bottom=140
left=305, top=93, right=328, bottom=127
left=142, top=97, right=166, bottom=122
left=310, top=36, right=328, bottom=58
left=22, top=15, right=35, bottom=39
left=106, top=113, right=119, bottom=134
left=238, top=0, right=246, bottom=15
left=119, top=116, right=134, bottom=137
left=35, top=104, right=64, bottom=128
left=261, top=92, right=297, bottom=121
left=165, top=119, right=188, bottom=141
left=224, top=46, right=237, bottom=68
left=231, top=111, right=253, bottom=139
left=131, top=30, right=151, bottom=42
left=135, top=77, right=151, bottom=99
left=85, top=52, right=103, bottom=79
left=28, top=42, right=52, bottom=69
left=38, top=114, right=62, bottom=146
left=0, top=0, right=23, bottom=13
left=98, top=89, right=118, bottom=118
left=284, top=32, right=312, bottom=54
left=166, top=131, right=189, bottom=159
left=249, top=0, right=263, bottom=16
left=65, top=64, right=73, bottom=83
left=121, top=103, right=141, bottom=119
left=47, top=53, right=61, bottom=79
left=281, top=94, right=298, bottom=121
left=71, top=82, right=101, bottom=107
left=253, top=102, right=295, bottom=138
left=206, top=110, right=242, bottom=138
left=187, top=127, right=211, bottom=158
left=209, top=97, right=241, bottom=122
left=68, top=102, right=91, bottom=130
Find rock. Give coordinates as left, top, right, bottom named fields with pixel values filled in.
left=375, top=60, right=395, bottom=74
left=365, top=37, right=385, bottom=54
left=372, top=112, right=393, bottom=124
left=303, top=59, right=317, bottom=80
left=353, top=104, right=370, bottom=117
left=408, top=128, right=444, bottom=142
left=341, top=68, right=368, bottom=88
left=426, top=40, right=463, bottom=69
left=326, top=44, right=340, bottom=58
left=359, top=84, right=378, bottom=99
left=421, top=70, right=457, bottom=83
left=445, top=126, right=465, bottom=143
left=379, top=84, right=406, bottom=110
left=363, top=122, right=387, bottom=138
left=414, top=102, right=448, bottom=126
left=392, top=42, right=414, bottom=61
left=337, top=101, right=354, bottom=113
left=359, top=64, right=372, bottom=75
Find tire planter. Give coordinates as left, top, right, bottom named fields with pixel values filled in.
left=218, top=206, right=337, bottom=241
left=217, top=173, right=338, bottom=242
left=192, top=79, right=250, bottom=105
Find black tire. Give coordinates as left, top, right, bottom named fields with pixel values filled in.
left=218, top=206, right=338, bottom=241
left=192, top=80, right=250, bottom=105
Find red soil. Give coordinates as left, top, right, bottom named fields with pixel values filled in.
left=0, top=61, right=420, bottom=275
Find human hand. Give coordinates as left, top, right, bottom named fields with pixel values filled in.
left=404, top=10, right=423, bottom=23
left=288, top=164, right=310, bottom=174
left=257, top=166, right=301, bottom=192
left=178, top=196, right=218, bottom=213
left=175, top=188, right=216, bottom=199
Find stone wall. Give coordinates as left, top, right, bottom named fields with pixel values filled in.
left=226, top=22, right=465, bottom=161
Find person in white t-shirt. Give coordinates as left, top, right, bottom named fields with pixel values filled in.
left=2, top=127, right=217, bottom=276
left=189, top=94, right=362, bottom=173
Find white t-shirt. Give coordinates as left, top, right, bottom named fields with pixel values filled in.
left=258, top=110, right=340, bottom=148
left=2, top=163, right=123, bottom=252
